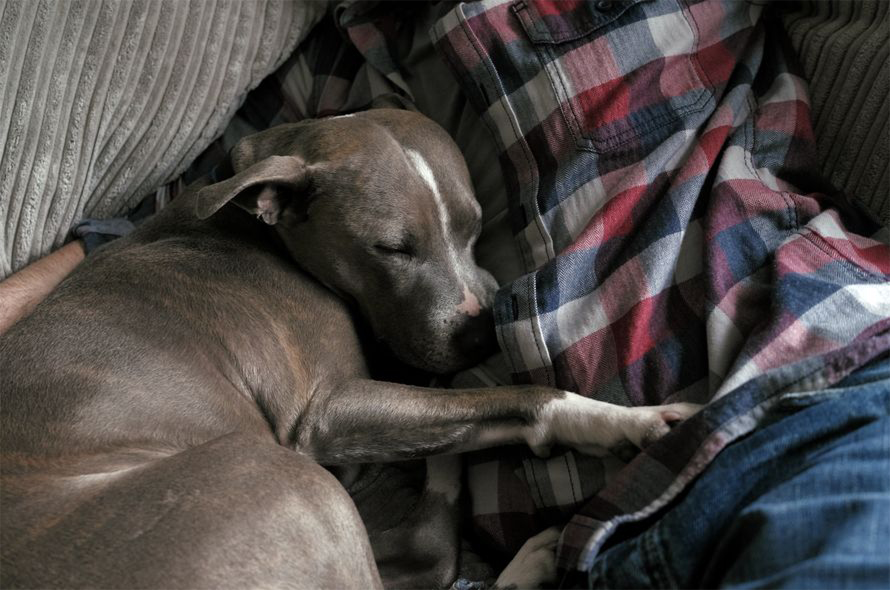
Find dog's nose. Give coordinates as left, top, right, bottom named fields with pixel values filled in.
left=454, top=308, right=499, bottom=362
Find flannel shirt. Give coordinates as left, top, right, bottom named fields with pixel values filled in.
left=187, top=0, right=890, bottom=577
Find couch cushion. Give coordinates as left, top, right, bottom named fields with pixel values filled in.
left=783, top=0, right=889, bottom=225
left=0, top=0, right=328, bottom=279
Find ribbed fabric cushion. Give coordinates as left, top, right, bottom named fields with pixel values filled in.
left=783, top=0, right=889, bottom=225
left=0, top=0, right=327, bottom=279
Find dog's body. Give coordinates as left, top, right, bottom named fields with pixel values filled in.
left=1, top=110, right=696, bottom=588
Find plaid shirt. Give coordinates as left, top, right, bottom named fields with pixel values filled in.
left=190, top=0, right=890, bottom=578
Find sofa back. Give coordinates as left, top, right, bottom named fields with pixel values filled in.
left=784, top=0, right=889, bottom=226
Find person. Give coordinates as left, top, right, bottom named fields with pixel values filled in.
left=0, top=239, right=85, bottom=335
left=6, top=1, right=887, bottom=587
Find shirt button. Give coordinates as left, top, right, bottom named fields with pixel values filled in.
left=595, top=0, right=616, bottom=11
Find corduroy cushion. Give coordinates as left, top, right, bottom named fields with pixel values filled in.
left=0, top=0, right=328, bottom=279
left=783, top=0, right=889, bottom=225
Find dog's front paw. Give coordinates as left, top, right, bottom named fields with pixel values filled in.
left=494, top=526, right=560, bottom=589
left=618, top=402, right=701, bottom=450
left=526, top=393, right=701, bottom=458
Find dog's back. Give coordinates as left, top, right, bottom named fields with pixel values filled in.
left=0, top=193, right=377, bottom=587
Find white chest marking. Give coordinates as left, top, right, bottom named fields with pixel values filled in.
left=424, top=454, right=461, bottom=503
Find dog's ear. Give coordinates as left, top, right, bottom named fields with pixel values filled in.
left=194, top=155, right=310, bottom=223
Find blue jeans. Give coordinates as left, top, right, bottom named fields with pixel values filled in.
left=586, top=357, right=890, bottom=589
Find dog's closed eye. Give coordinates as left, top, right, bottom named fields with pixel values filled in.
left=374, top=242, right=415, bottom=259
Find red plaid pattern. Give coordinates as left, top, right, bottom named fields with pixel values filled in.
left=428, top=0, right=889, bottom=573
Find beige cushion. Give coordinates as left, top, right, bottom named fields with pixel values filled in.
left=0, top=0, right=328, bottom=279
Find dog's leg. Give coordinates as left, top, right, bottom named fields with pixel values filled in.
left=2, top=433, right=381, bottom=589
left=293, top=380, right=699, bottom=464
left=366, top=455, right=463, bottom=589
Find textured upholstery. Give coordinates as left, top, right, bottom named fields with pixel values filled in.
left=0, top=0, right=327, bottom=278
left=784, top=0, right=889, bottom=225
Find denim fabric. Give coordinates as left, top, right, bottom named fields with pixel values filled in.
left=71, top=219, right=136, bottom=255
left=586, top=356, right=890, bottom=589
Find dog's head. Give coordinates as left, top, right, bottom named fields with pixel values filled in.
left=194, top=109, right=499, bottom=373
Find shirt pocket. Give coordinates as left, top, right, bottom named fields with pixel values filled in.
left=512, top=0, right=713, bottom=154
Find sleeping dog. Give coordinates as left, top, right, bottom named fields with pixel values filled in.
left=0, top=109, right=698, bottom=588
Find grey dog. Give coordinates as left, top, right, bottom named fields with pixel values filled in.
left=0, top=109, right=698, bottom=589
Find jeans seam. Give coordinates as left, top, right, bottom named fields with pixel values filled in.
left=643, top=525, right=679, bottom=588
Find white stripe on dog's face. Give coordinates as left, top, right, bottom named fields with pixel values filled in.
left=405, top=149, right=481, bottom=316
left=406, top=149, right=436, bottom=194
left=406, top=149, right=455, bottom=258
left=406, top=148, right=448, bottom=236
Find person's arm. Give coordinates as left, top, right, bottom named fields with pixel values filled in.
left=0, top=240, right=85, bottom=335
